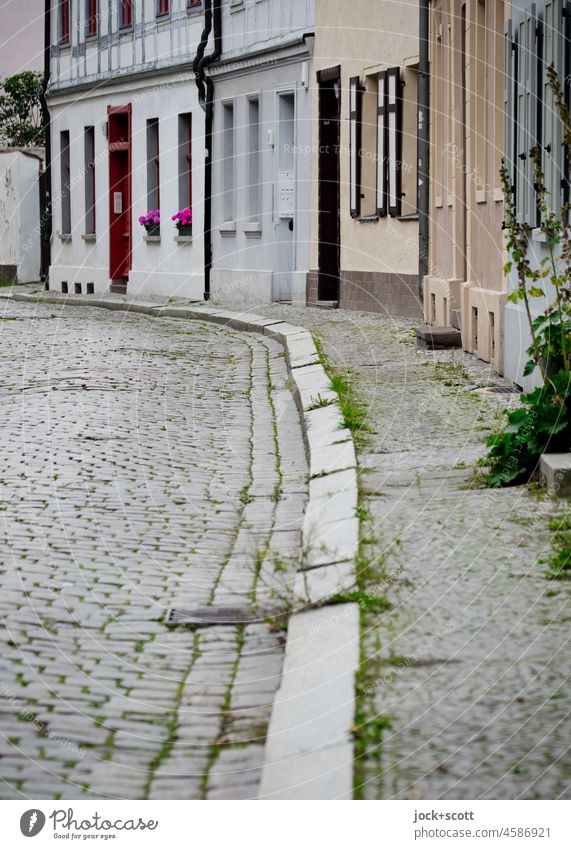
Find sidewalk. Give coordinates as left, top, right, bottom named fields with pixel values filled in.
left=255, top=303, right=571, bottom=800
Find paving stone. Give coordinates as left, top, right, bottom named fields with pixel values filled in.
left=0, top=299, right=308, bottom=800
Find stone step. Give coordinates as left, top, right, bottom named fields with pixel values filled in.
left=415, top=324, right=462, bottom=349
left=451, top=308, right=462, bottom=330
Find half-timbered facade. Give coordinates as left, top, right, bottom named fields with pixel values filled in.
left=47, top=0, right=206, bottom=297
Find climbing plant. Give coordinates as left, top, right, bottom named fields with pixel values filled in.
left=484, top=66, right=571, bottom=487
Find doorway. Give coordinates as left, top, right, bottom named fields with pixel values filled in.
left=108, top=105, right=132, bottom=293
left=317, top=66, right=341, bottom=303
left=274, top=92, right=295, bottom=301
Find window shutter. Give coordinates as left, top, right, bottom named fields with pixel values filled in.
left=376, top=71, right=387, bottom=216
left=504, top=20, right=517, bottom=196
left=542, top=0, right=564, bottom=214
left=516, top=5, right=539, bottom=225
left=387, top=67, right=402, bottom=217
left=349, top=76, right=362, bottom=217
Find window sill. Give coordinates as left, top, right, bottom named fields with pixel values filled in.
left=355, top=214, right=379, bottom=223
left=144, top=234, right=161, bottom=243
left=174, top=235, right=193, bottom=243
left=58, top=232, right=72, bottom=243
left=186, top=2, right=203, bottom=14
left=85, top=33, right=98, bottom=42
left=244, top=221, right=262, bottom=237
left=475, top=189, right=487, bottom=204
left=81, top=233, right=96, bottom=242
left=219, top=221, right=237, bottom=236
left=230, top=1, right=245, bottom=12
left=435, top=196, right=443, bottom=209
left=493, top=188, right=503, bottom=203
left=398, top=213, right=419, bottom=221
left=118, top=26, right=133, bottom=35
left=531, top=228, right=547, bottom=243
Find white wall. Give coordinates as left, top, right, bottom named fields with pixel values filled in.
left=48, top=72, right=205, bottom=297
left=0, top=151, right=41, bottom=283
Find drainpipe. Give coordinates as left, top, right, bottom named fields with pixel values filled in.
left=40, top=0, right=52, bottom=287
left=193, top=1, right=222, bottom=301
left=417, top=0, right=430, bottom=302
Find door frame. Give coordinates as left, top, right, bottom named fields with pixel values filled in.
left=273, top=87, right=297, bottom=301
left=107, top=103, right=132, bottom=293
left=317, top=65, right=341, bottom=303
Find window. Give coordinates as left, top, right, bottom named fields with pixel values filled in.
left=247, top=98, right=260, bottom=220
left=86, top=0, right=97, bottom=36
left=60, top=131, right=71, bottom=235
left=474, top=0, right=487, bottom=194
left=146, top=118, right=160, bottom=212
left=156, top=0, right=169, bottom=17
left=120, top=0, right=132, bottom=28
left=178, top=113, right=192, bottom=211
left=432, top=13, right=444, bottom=205
left=401, top=65, right=419, bottom=216
left=349, top=77, right=363, bottom=217
left=386, top=67, right=403, bottom=217
left=59, top=0, right=70, bottom=43
left=376, top=72, right=386, bottom=215
left=187, top=0, right=202, bottom=7
left=84, top=126, right=95, bottom=235
left=222, top=102, right=235, bottom=222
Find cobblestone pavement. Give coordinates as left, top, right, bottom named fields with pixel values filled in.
left=255, top=304, right=571, bottom=801
left=0, top=299, right=307, bottom=800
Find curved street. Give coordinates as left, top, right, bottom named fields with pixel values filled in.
left=0, top=299, right=307, bottom=799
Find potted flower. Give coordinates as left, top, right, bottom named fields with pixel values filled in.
left=172, top=207, right=192, bottom=236
left=139, top=209, right=160, bottom=236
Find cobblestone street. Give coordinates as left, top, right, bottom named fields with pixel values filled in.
left=256, top=304, right=571, bottom=801
left=0, top=299, right=307, bottom=799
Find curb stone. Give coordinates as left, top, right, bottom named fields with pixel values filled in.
left=1, top=291, right=360, bottom=800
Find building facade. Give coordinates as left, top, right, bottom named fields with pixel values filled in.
left=307, top=0, right=421, bottom=316
left=206, top=0, right=314, bottom=305
left=503, top=0, right=569, bottom=387
left=424, top=0, right=506, bottom=369
left=47, top=0, right=206, bottom=298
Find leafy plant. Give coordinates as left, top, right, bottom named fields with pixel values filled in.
left=0, top=72, right=43, bottom=147
left=484, top=66, right=571, bottom=486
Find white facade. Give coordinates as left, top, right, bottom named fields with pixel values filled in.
left=0, top=150, right=43, bottom=283
left=47, top=0, right=206, bottom=298
left=208, top=0, right=314, bottom=305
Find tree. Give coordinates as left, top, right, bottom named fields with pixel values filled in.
left=0, top=71, right=43, bottom=148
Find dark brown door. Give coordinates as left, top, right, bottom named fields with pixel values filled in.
left=317, top=67, right=341, bottom=302
left=108, top=105, right=132, bottom=292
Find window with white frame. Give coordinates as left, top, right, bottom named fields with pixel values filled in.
left=146, top=118, right=160, bottom=212
left=178, top=112, right=192, bottom=211
left=84, top=126, right=96, bottom=234
left=60, top=130, right=71, bottom=234
left=222, top=102, right=235, bottom=223
left=349, top=76, right=362, bottom=217
left=247, top=97, right=261, bottom=221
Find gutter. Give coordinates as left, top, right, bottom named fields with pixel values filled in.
left=417, top=0, right=429, bottom=301
left=193, top=1, right=222, bottom=301
left=40, top=0, right=52, bottom=286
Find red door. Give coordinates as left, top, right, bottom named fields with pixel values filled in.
left=108, top=105, right=132, bottom=292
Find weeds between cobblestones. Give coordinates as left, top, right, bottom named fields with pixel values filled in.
left=249, top=304, right=571, bottom=800
left=0, top=298, right=307, bottom=800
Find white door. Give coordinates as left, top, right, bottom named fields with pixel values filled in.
left=274, top=92, right=295, bottom=301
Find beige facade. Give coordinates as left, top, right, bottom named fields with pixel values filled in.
left=308, top=0, right=421, bottom=316
left=425, top=0, right=506, bottom=369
